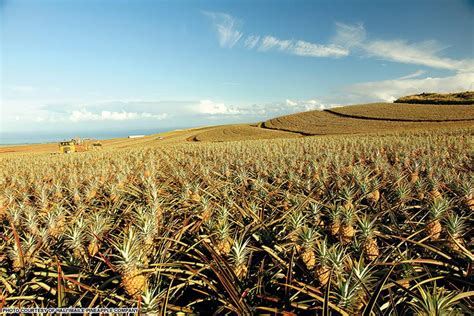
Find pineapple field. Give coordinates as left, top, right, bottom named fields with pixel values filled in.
left=0, top=127, right=473, bottom=314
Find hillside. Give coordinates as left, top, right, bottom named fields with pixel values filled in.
left=394, top=91, right=474, bottom=104
left=189, top=124, right=300, bottom=142
left=327, top=102, right=474, bottom=121
left=264, top=102, right=474, bottom=135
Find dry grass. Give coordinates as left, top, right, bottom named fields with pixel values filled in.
left=327, top=103, right=474, bottom=121
left=395, top=91, right=474, bottom=105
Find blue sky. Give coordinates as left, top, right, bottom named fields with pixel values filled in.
left=1, top=0, right=473, bottom=136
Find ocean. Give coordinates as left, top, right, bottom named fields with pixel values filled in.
left=0, top=128, right=177, bottom=145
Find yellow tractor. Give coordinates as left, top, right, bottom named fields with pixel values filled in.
left=59, top=140, right=76, bottom=153
left=58, top=138, right=102, bottom=153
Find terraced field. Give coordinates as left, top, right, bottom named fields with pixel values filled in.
left=191, top=124, right=300, bottom=142
left=264, top=103, right=474, bottom=135
left=327, top=103, right=474, bottom=121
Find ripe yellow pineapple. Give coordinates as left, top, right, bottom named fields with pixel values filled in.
left=315, top=265, right=331, bottom=286
left=202, top=208, right=212, bottom=223
left=409, top=172, right=419, bottom=184
left=363, top=238, right=379, bottom=261
left=217, top=238, right=232, bottom=256
left=301, top=248, right=316, bottom=270
left=48, top=212, right=66, bottom=239
left=191, top=191, right=201, bottom=203
left=121, top=267, right=147, bottom=299
left=87, top=240, right=100, bottom=257
left=367, top=189, right=380, bottom=205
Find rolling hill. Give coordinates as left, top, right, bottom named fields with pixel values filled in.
left=263, top=102, right=474, bottom=135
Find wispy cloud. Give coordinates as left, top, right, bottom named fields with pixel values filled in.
left=291, top=40, right=349, bottom=58
left=244, top=35, right=260, bottom=49
left=259, top=36, right=293, bottom=51
left=257, top=36, right=348, bottom=58
left=333, top=22, right=474, bottom=72
left=396, top=70, right=426, bottom=80
left=203, top=11, right=243, bottom=48
left=256, top=35, right=348, bottom=57
left=205, top=13, right=348, bottom=58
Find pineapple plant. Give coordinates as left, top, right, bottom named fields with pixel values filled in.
left=286, top=209, right=306, bottom=242
left=426, top=199, right=449, bottom=241
left=230, top=237, right=251, bottom=280
left=215, top=220, right=233, bottom=256
left=46, top=207, right=67, bottom=239
left=297, top=226, right=318, bottom=269
left=444, top=213, right=465, bottom=251
left=341, top=186, right=356, bottom=210
left=64, top=218, right=87, bottom=261
left=87, top=213, right=111, bottom=257
left=358, top=215, right=379, bottom=261
left=314, top=239, right=331, bottom=286
left=340, top=207, right=356, bottom=245
left=327, top=205, right=341, bottom=238
left=200, top=197, right=212, bottom=224
left=460, top=182, right=474, bottom=211
left=366, top=179, right=381, bottom=205
left=351, top=258, right=376, bottom=313
left=113, top=228, right=147, bottom=299
left=428, top=178, right=443, bottom=201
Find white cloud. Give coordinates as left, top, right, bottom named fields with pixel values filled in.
left=292, top=40, right=349, bottom=57
left=333, top=22, right=474, bottom=72
left=259, top=36, right=293, bottom=51
left=397, top=70, right=426, bottom=80
left=286, top=99, right=298, bottom=106
left=344, top=72, right=474, bottom=103
left=258, top=36, right=348, bottom=58
left=203, top=12, right=243, bottom=48
left=69, top=110, right=168, bottom=122
left=244, top=35, right=260, bottom=49
left=196, top=100, right=240, bottom=115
